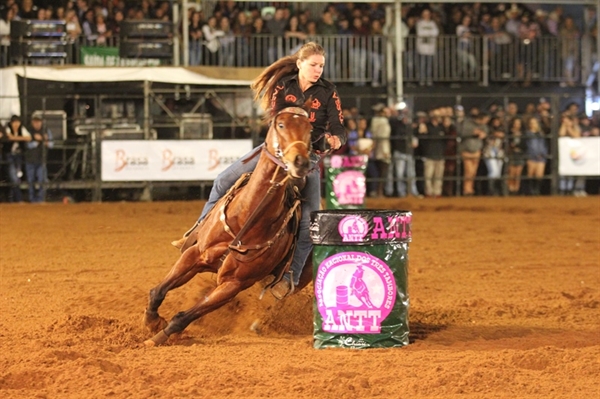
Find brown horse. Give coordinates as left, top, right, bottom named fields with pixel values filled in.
left=143, top=105, right=314, bottom=346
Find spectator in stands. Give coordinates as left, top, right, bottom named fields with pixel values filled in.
left=139, top=0, right=153, bottom=19
left=0, top=7, right=16, bottom=47
left=349, top=116, right=378, bottom=197
left=416, top=9, right=439, bottom=86
left=35, top=7, right=48, bottom=20
left=443, top=105, right=460, bottom=196
left=250, top=16, right=268, bottom=66
left=108, top=9, right=124, bottom=38
left=459, top=112, right=488, bottom=196
left=507, top=117, right=526, bottom=195
left=19, top=0, right=37, bottom=19
left=318, top=10, right=339, bottom=80
left=536, top=98, right=553, bottom=134
left=350, top=16, right=369, bottom=86
left=547, top=6, right=564, bottom=37
left=558, top=112, right=584, bottom=196
left=266, top=8, right=287, bottom=64
left=76, top=0, right=89, bottom=22
left=486, top=16, right=513, bottom=79
left=534, top=9, right=554, bottom=80
left=559, top=16, right=580, bottom=87
left=524, top=117, right=548, bottom=195
left=370, top=104, right=392, bottom=197
left=483, top=116, right=506, bottom=196
left=65, top=9, right=81, bottom=41
left=189, top=11, right=204, bottom=66
left=202, top=15, right=225, bottom=66
left=386, top=107, right=419, bottom=198
left=95, top=14, right=111, bottom=45
left=25, top=115, right=53, bottom=203
left=232, top=11, right=251, bottom=66
left=419, top=107, right=446, bottom=198
left=504, top=6, right=522, bottom=39
left=2, top=115, right=31, bottom=203
left=284, top=15, right=307, bottom=55
left=217, top=16, right=235, bottom=66
left=456, top=14, right=478, bottom=79
left=368, top=19, right=385, bottom=87
left=53, top=6, right=65, bottom=20
left=517, top=12, right=541, bottom=87
left=81, top=8, right=98, bottom=42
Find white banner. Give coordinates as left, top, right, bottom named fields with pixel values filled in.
left=558, top=137, right=600, bottom=177
left=101, top=140, right=253, bottom=181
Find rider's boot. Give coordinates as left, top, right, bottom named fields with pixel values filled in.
left=171, top=221, right=199, bottom=249
left=271, top=272, right=295, bottom=300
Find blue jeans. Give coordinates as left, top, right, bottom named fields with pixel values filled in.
left=26, top=162, right=47, bottom=203
left=418, top=54, right=434, bottom=84
left=6, top=153, right=23, bottom=203
left=198, top=145, right=319, bottom=286
left=386, top=150, right=419, bottom=197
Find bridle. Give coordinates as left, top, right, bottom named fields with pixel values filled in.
left=262, top=107, right=311, bottom=177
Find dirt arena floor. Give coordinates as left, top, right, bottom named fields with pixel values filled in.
left=0, top=196, right=598, bottom=398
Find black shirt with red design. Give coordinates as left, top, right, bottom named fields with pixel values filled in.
left=271, top=74, right=346, bottom=151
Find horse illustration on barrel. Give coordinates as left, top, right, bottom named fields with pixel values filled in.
left=143, top=101, right=315, bottom=346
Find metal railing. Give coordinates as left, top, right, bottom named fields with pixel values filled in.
left=2, top=34, right=589, bottom=87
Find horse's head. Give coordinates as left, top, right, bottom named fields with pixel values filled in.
left=265, top=105, right=312, bottom=179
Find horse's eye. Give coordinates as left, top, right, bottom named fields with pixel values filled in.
left=278, top=123, right=284, bottom=129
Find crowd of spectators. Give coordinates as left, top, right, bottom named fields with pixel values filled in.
left=333, top=99, right=600, bottom=198
left=1, top=1, right=597, bottom=86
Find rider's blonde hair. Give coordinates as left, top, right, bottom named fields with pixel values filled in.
left=251, top=42, right=325, bottom=115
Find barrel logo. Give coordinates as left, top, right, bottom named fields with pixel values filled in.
left=314, top=252, right=396, bottom=334
left=338, top=215, right=369, bottom=242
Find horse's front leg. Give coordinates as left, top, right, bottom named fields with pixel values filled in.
left=144, top=245, right=205, bottom=333
left=144, top=278, right=245, bottom=346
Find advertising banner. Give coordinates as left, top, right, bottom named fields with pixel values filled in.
left=558, top=137, right=600, bottom=176
left=311, top=209, right=412, bottom=349
left=80, top=46, right=162, bottom=67
left=323, top=155, right=368, bottom=209
left=101, top=140, right=252, bottom=181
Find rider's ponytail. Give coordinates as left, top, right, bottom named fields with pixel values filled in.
left=251, top=42, right=326, bottom=114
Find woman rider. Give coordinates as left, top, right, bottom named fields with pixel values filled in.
left=172, top=42, right=346, bottom=299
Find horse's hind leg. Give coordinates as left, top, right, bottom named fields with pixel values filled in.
left=144, top=245, right=206, bottom=333
left=144, top=278, right=244, bottom=346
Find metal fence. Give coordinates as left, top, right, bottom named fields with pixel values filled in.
left=1, top=34, right=587, bottom=87
left=1, top=90, right=595, bottom=202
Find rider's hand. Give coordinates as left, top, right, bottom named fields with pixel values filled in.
left=325, top=134, right=341, bottom=151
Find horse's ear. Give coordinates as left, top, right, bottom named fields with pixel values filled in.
left=303, top=97, right=312, bottom=112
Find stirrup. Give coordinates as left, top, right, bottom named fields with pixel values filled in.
left=268, top=271, right=295, bottom=300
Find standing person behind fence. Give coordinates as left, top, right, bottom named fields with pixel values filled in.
left=370, top=104, right=392, bottom=197
left=506, top=117, right=526, bottom=195
left=558, top=113, right=582, bottom=195
left=385, top=106, right=419, bottom=197
left=482, top=116, right=506, bottom=196
left=25, top=115, right=53, bottom=203
left=416, top=9, right=439, bottom=86
left=559, top=17, right=580, bottom=87
left=2, top=115, right=31, bottom=203
left=524, top=117, right=548, bottom=195
left=459, top=112, right=488, bottom=196
left=171, top=42, right=345, bottom=299
left=442, top=106, right=459, bottom=197
left=419, top=107, right=446, bottom=198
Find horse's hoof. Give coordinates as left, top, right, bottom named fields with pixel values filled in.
left=143, top=311, right=168, bottom=333
left=144, top=330, right=169, bottom=347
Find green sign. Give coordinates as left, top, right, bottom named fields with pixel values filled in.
left=324, top=155, right=368, bottom=209
left=311, top=210, right=411, bottom=349
left=80, top=46, right=162, bottom=66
